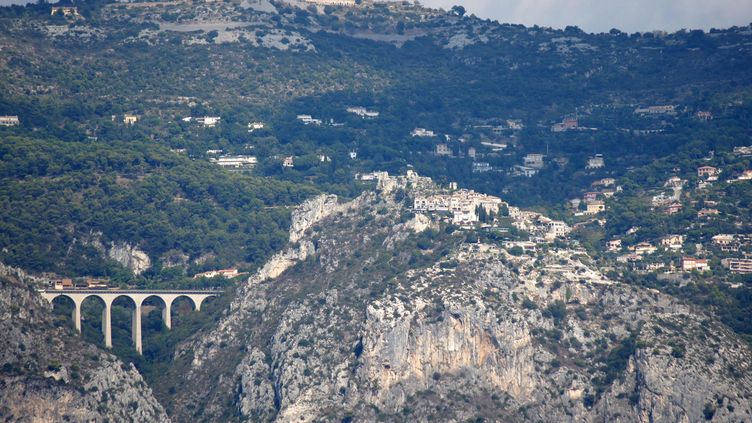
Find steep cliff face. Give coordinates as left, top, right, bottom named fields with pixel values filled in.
left=108, top=242, right=152, bottom=275
left=167, top=188, right=752, bottom=422
left=0, top=265, right=168, bottom=422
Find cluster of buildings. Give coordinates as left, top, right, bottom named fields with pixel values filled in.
left=607, top=153, right=752, bottom=278
left=509, top=153, right=605, bottom=179
left=507, top=206, right=572, bottom=242
left=608, top=231, right=752, bottom=276
left=414, top=189, right=505, bottom=226
left=733, top=146, right=752, bottom=156
left=52, top=277, right=109, bottom=290
left=508, top=153, right=544, bottom=177
left=410, top=181, right=572, bottom=243
left=50, top=6, right=80, bottom=17
left=193, top=268, right=241, bottom=279
left=570, top=190, right=608, bottom=216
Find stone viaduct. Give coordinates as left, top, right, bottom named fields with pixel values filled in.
left=39, top=289, right=220, bottom=354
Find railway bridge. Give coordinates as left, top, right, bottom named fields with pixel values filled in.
left=39, top=289, right=220, bottom=354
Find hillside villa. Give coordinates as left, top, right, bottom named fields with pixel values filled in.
left=0, top=115, right=20, bottom=126
left=682, top=257, right=709, bottom=272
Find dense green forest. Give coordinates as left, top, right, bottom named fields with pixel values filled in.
left=0, top=136, right=316, bottom=281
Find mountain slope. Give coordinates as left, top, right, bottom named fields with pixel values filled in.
left=166, top=177, right=752, bottom=422
left=0, top=264, right=168, bottom=422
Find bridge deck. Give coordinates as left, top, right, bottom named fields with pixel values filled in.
left=39, top=289, right=222, bottom=295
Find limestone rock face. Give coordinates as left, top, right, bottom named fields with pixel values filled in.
left=0, top=264, right=168, bottom=422
left=360, top=295, right=537, bottom=410
left=167, top=185, right=752, bottom=422
left=108, top=241, right=151, bottom=275
left=289, top=194, right=340, bottom=244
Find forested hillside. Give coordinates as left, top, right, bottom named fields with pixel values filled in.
left=0, top=136, right=315, bottom=280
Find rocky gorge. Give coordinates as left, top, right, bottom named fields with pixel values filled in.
left=161, top=177, right=752, bottom=422
left=0, top=264, right=168, bottom=422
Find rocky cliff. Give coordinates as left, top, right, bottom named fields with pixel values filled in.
left=108, top=242, right=152, bottom=275
left=166, top=186, right=752, bottom=422
left=0, top=264, right=168, bottom=423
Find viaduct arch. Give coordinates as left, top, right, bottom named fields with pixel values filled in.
left=39, top=289, right=220, bottom=355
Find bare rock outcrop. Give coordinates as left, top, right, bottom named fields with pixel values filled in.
left=108, top=241, right=151, bottom=275
left=289, top=194, right=340, bottom=244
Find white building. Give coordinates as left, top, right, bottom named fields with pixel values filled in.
left=511, top=165, right=538, bottom=177
left=193, top=268, right=240, bottom=279
left=346, top=107, right=379, bottom=118
left=481, top=141, right=507, bottom=152
left=248, top=122, right=265, bottom=132
left=211, top=156, right=257, bottom=170
left=411, top=128, right=436, bottom=137
left=634, top=105, right=677, bottom=115
left=0, top=115, right=20, bottom=126
left=297, top=115, right=323, bottom=126
left=545, top=220, right=571, bottom=240
left=196, top=116, right=221, bottom=128
left=587, top=155, right=605, bottom=169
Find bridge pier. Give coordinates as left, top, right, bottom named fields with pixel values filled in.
left=102, top=300, right=112, bottom=349
left=131, top=304, right=142, bottom=354
left=72, top=299, right=82, bottom=333
left=162, top=303, right=172, bottom=330
left=39, top=289, right=219, bottom=355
